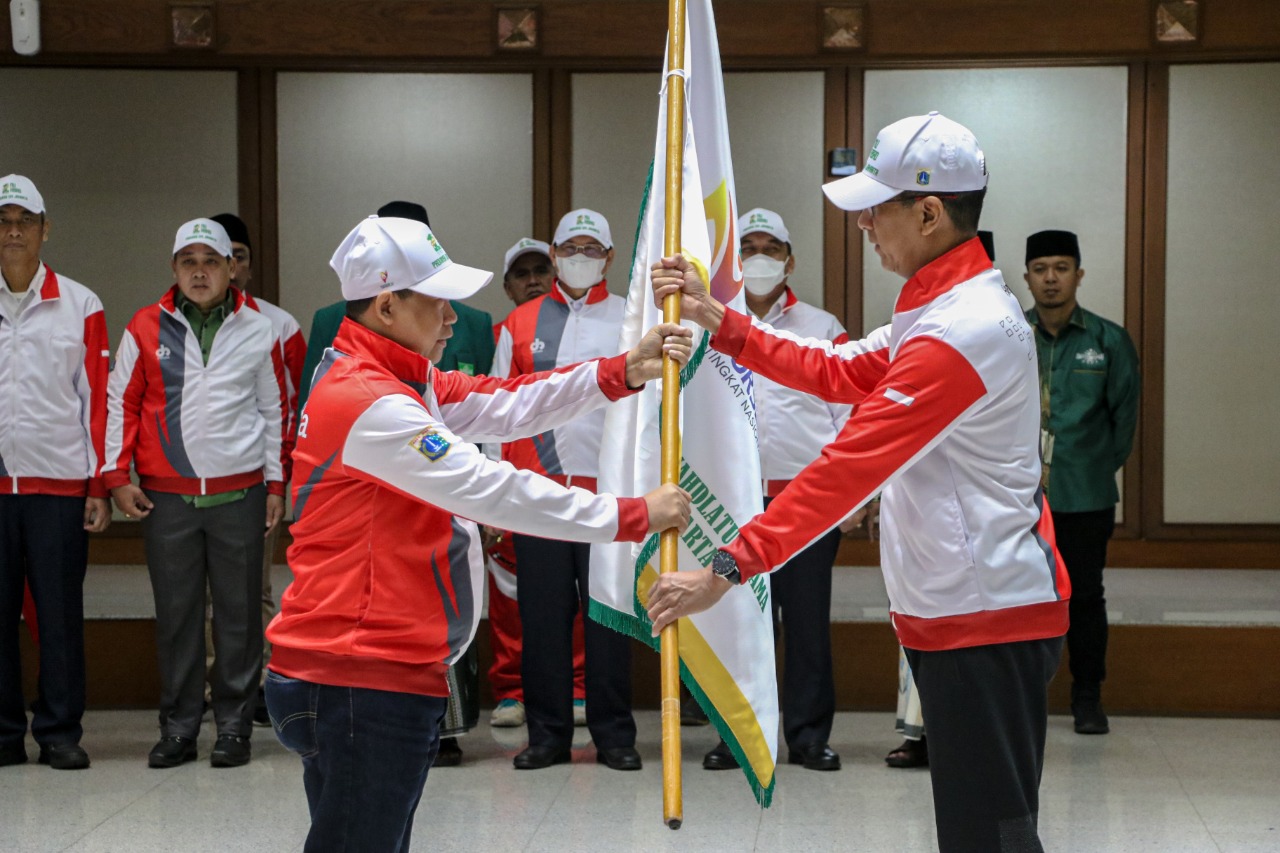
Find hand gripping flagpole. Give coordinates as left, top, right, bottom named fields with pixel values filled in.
left=660, top=0, right=688, bottom=831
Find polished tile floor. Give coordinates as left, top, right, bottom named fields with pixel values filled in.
left=1, top=710, right=1277, bottom=852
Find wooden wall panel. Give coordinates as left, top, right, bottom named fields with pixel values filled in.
left=4, top=1, right=1280, bottom=64
left=31, top=618, right=1277, bottom=716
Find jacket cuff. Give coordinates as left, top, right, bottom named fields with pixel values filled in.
left=87, top=477, right=109, bottom=499
left=597, top=353, right=641, bottom=402
left=724, top=535, right=768, bottom=582
left=710, top=307, right=751, bottom=358
left=613, top=496, right=650, bottom=542
left=102, top=470, right=132, bottom=491
left=266, top=480, right=286, bottom=498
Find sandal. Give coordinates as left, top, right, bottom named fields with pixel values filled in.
left=885, top=735, right=928, bottom=768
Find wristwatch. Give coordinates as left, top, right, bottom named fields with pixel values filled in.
left=711, top=549, right=741, bottom=586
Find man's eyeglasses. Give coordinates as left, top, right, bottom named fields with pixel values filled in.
left=1, top=213, right=43, bottom=230
left=554, top=243, right=608, bottom=260
left=509, top=263, right=553, bottom=278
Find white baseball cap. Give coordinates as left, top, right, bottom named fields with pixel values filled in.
left=173, top=218, right=232, bottom=257
left=503, top=237, right=553, bottom=277
left=822, top=112, right=987, bottom=211
left=330, top=216, right=493, bottom=301
left=553, top=208, right=612, bottom=248
left=738, top=208, right=790, bottom=244
left=0, top=174, right=45, bottom=214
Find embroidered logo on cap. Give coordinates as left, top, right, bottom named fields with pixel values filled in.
left=916, top=170, right=931, bottom=186
left=409, top=426, right=451, bottom=462
left=379, top=270, right=389, bottom=285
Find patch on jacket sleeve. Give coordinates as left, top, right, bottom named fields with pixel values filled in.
left=409, top=426, right=451, bottom=462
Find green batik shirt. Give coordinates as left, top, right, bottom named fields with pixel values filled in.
left=175, top=290, right=249, bottom=509
left=1026, top=304, right=1140, bottom=513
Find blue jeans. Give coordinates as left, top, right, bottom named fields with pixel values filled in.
left=265, top=670, right=448, bottom=853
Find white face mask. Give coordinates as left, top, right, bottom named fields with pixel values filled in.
left=556, top=255, right=607, bottom=290
left=742, top=254, right=788, bottom=296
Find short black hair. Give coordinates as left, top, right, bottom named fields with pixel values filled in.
left=345, top=289, right=414, bottom=320
left=896, top=188, right=986, bottom=235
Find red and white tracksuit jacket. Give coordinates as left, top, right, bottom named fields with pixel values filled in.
left=103, top=286, right=285, bottom=497
left=753, top=288, right=851, bottom=491
left=267, top=319, right=649, bottom=697
left=492, top=280, right=625, bottom=480
left=0, top=265, right=110, bottom=497
left=244, top=294, right=305, bottom=484
left=720, top=238, right=1070, bottom=652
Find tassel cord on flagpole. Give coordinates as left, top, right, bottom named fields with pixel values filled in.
left=660, top=0, right=688, bottom=832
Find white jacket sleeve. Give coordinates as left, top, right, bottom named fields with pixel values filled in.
left=341, top=394, right=645, bottom=543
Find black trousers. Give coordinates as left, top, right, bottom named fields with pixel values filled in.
left=514, top=533, right=634, bottom=751
left=907, top=636, right=1063, bottom=853
left=1052, top=508, right=1115, bottom=686
left=143, top=486, right=266, bottom=739
left=767, top=495, right=840, bottom=751
left=0, top=494, right=88, bottom=748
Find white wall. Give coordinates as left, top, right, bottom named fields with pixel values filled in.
left=862, top=67, right=1129, bottom=332
left=1164, top=63, right=1280, bottom=524
left=276, top=73, right=534, bottom=331
left=571, top=72, right=827, bottom=311
left=0, top=69, right=238, bottom=347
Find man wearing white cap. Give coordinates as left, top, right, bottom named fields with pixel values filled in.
left=0, top=175, right=110, bottom=771
left=701, top=208, right=849, bottom=773
left=485, top=237, right=590, bottom=730
left=648, top=112, right=1069, bottom=853
left=264, top=216, right=691, bottom=852
left=492, top=209, right=645, bottom=772
left=104, top=218, right=286, bottom=770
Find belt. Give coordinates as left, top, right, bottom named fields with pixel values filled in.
left=545, top=474, right=598, bottom=494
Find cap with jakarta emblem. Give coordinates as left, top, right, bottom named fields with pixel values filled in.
left=738, top=207, right=790, bottom=244
left=0, top=174, right=45, bottom=214
left=1025, top=230, right=1080, bottom=266
left=553, top=208, right=613, bottom=248
left=822, top=111, right=987, bottom=211
left=503, top=237, right=553, bottom=277
left=173, top=218, right=233, bottom=258
left=330, top=215, right=493, bottom=301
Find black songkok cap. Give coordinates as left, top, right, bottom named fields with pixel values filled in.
left=977, top=230, right=995, bottom=262
left=210, top=213, right=251, bottom=253
left=376, top=200, right=430, bottom=228
left=1025, top=230, right=1080, bottom=266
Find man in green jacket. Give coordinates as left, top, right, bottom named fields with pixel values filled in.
left=1024, top=229, right=1140, bottom=736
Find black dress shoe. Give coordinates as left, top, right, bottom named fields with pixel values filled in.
left=787, top=743, right=841, bottom=771
left=433, top=737, right=463, bottom=767
left=0, top=740, right=28, bottom=768
left=596, top=746, right=642, bottom=771
left=885, top=736, right=929, bottom=768
left=210, top=735, right=252, bottom=768
left=38, top=742, right=90, bottom=770
left=148, top=735, right=197, bottom=768
left=702, top=740, right=739, bottom=770
left=1071, top=683, right=1110, bottom=735
left=513, top=744, right=571, bottom=770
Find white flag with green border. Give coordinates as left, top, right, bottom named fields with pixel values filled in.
left=589, top=0, right=778, bottom=807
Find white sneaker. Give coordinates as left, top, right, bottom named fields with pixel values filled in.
left=573, top=698, right=587, bottom=727
left=490, top=699, right=525, bottom=727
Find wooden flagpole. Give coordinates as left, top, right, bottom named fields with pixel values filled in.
left=660, top=0, right=688, bottom=831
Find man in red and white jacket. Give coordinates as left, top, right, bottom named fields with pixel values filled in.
left=211, top=212, right=304, bottom=726
left=105, top=218, right=285, bottom=771
left=0, top=175, right=109, bottom=771
left=264, top=216, right=690, bottom=853
left=484, top=237, right=589, bottom=730
left=649, top=113, right=1070, bottom=853
left=700, top=208, right=851, bottom=774
left=492, top=209, right=646, bottom=772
